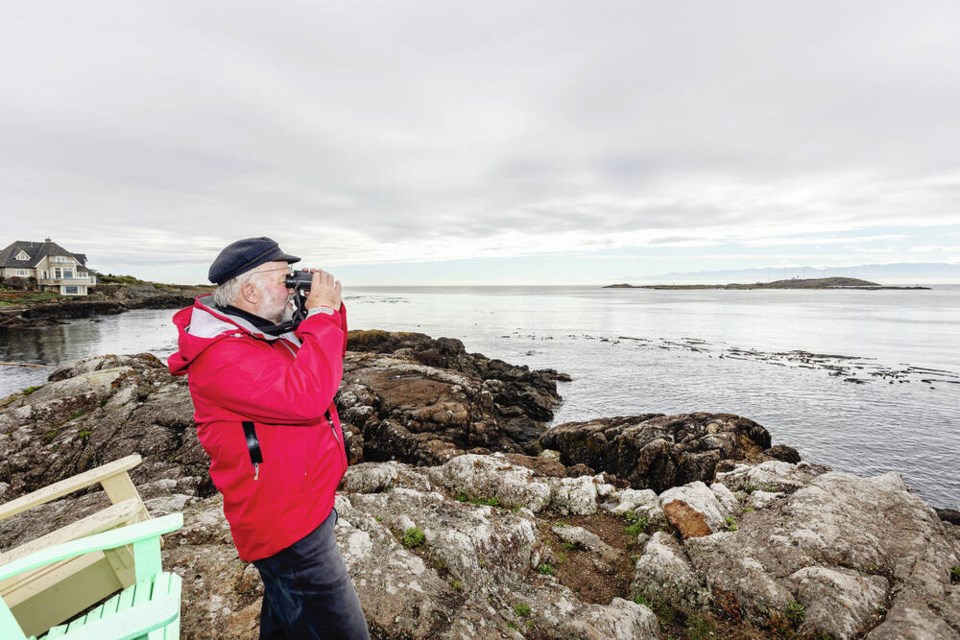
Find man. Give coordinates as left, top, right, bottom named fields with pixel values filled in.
left=168, top=237, right=369, bottom=639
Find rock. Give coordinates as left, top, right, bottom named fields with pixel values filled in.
left=2, top=335, right=957, bottom=639
left=662, top=501, right=713, bottom=539
left=787, top=566, right=887, bottom=638
left=659, top=481, right=730, bottom=538
left=681, top=465, right=960, bottom=638
left=340, top=331, right=563, bottom=465
left=551, top=525, right=621, bottom=563
left=936, top=507, right=960, bottom=526
left=427, top=454, right=552, bottom=512
left=548, top=475, right=599, bottom=515
left=540, top=413, right=774, bottom=492
left=763, top=444, right=802, bottom=463
left=632, top=531, right=711, bottom=610
left=715, top=459, right=829, bottom=495
left=611, top=488, right=666, bottom=528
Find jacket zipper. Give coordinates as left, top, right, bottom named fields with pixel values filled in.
left=325, top=408, right=348, bottom=471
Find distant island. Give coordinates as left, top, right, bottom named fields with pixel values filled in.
left=604, top=277, right=931, bottom=290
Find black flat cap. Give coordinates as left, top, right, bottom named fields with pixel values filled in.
left=208, top=237, right=301, bottom=285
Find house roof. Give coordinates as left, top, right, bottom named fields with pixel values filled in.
left=0, top=239, right=89, bottom=268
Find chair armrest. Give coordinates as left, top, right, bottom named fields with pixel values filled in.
left=0, top=513, right=182, bottom=583
left=0, top=455, right=142, bottom=522
left=0, top=498, right=142, bottom=565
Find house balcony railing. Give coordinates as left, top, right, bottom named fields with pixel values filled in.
left=37, top=276, right=97, bottom=286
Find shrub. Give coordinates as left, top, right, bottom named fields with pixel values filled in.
left=786, top=600, right=806, bottom=626
left=632, top=593, right=651, bottom=607
left=625, top=514, right=648, bottom=537
left=401, top=527, right=425, bottom=549
left=513, top=602, right=531, bottom=618
left=536, top=563, right=555, bottom=576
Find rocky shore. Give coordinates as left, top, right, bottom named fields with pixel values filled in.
left=0, top=280, right=211, bottom=329
left=0, top=332, right=957, bottom=639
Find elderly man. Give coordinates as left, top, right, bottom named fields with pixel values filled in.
left=168, top=237, right=368, bottom=639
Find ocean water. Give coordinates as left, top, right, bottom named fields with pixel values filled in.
left=2, top=286, right=958, bottom=509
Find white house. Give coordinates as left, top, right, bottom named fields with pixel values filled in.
left=0, top=238, right=97, bottom=296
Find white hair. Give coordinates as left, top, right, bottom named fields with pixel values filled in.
left=212, top=267, right=263, bottom=308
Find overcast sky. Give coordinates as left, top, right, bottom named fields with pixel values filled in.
left=2, top=1, right=958, bottom=284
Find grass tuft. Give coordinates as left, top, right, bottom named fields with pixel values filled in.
left=401, top=527, right=426, bottom=549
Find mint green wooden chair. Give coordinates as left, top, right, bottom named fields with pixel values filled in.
left=0, top=513, right=183, bottom=640
left=0, top=454, right=152, bottom=636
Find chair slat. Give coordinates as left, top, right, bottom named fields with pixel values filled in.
left=0, top=456, right=142, bottom=523
left=37, top=573, right=181, bottom=640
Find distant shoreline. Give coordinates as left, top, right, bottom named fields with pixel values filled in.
left=0, top=277, right=211, bottom=330
left=604, top=277, right=931, bottom=291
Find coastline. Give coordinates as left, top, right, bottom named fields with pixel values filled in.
left=0, top=281, right=210, bottom=330
left=604, top=276, right=931, bottom=291
left=1, top=333, right=957, bottom=639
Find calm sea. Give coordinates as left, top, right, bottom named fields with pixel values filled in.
left=2, top=286, right=958, bottom=509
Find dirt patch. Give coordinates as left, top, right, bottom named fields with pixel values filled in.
left=535, top=510, right=808, bottom=639
left=539, top=510, right=641, bottom=605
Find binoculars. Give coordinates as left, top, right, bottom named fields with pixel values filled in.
left=285, top=270, right=314, bottom=290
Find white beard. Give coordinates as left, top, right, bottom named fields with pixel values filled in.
left=280, top=297, right=295, bottom=323
left=259, top=286, right=295, bottom=324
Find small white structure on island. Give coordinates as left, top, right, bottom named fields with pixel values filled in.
left=0, top=238, right=97, bottom=295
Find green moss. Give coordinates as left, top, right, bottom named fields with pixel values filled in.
left=77, top=429, right=92, bottom=440
left=22, top=386, right=41, bottom=396
left=951, top=565, right=960, bottom=584
left=785, top=600, right=806, bottom=626
left=41, top=430, right=58, bottom=444
left=724, top=516, right=738, bottom=532
left=536, top=563, right=555, bottom=576
left=624, top=513, right=649, bottom=537
left=347, top=329, right=392, bottom=347
left=632, top=593, right=651, bottom=607
left=513, top=602, right=531, bottom=618
left=401, top=527, right=425, bottom=549
left=686, top=613, right=718, bottom=640
left=456, top=494, right=502, bottom=508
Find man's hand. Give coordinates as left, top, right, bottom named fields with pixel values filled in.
left=303, top=269, right=342, bottom=311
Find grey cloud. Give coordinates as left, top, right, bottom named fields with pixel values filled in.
left=2, top=0, right=959, bottom=274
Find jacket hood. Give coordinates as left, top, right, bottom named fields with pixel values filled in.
left=167, top=295, right=299, bottom=376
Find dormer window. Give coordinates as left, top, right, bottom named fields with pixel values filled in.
left=15, top=250, right=30, bottom=261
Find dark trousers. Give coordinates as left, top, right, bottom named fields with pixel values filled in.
left=253, top=510, right=370, bottom=640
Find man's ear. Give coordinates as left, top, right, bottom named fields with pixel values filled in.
left=240, top=281, right=260, bottom=305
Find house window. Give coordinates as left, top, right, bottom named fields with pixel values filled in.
left=54, top=268, right=62, bottom=279
left=63, top=269, right=74, bottom=279
left=16, top=269, right=30, bottom=276
left=64, top=286, right=79, bottom=295
left=15, top=250, right=30, bottom=261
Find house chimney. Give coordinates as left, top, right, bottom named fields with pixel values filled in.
left=44, top=237, right=52, bottom=243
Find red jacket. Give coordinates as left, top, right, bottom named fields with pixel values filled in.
left=168, top=296, right=348, bottom=561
